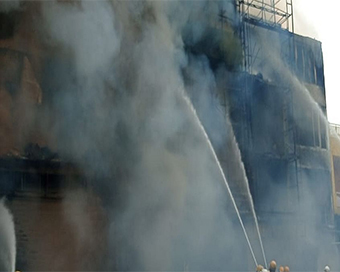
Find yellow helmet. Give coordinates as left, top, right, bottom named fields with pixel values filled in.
left=257, top=265, right=264, bottom=272
left=269, top=260, right=277, bottom=270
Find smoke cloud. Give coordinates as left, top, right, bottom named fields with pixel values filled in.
left=5, top=0, right=335, bottom=271
left=37, top=1, right=250, bottom=271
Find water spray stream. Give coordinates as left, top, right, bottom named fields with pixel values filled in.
left=182, top=92, right=258, bottom=267
left=0, top=198, right=16, bottom=272
left=253, top=196, right=267, bottom=267
left=226, top=116, right=267, bottom=266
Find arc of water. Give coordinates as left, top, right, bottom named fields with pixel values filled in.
left=227, top=118, right=267, bottom=267
left=254, top=204, right=267, bottom=266
left=182, top=93, right=258, bottom=267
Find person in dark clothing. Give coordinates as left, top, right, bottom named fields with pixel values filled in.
left=269, top=260, right=277, bottom=272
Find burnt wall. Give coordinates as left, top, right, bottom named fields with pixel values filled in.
left=9, top=194, right=107, bottom=271
left=0, top=158, right=108, bottom=271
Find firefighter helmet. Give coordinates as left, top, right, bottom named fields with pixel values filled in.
left=269, top=260, right=277, bottom=270
left=257, top=265, right=264, bottom=272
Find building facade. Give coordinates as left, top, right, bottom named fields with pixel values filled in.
left=0, top=0, right=337, bottom=271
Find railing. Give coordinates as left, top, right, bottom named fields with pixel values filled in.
left=237, top=0, right=294, bottom=32
left=330, top=123, right=340, bottom=137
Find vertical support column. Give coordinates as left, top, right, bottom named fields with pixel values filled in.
left=272, top=0, right=276, bottom=24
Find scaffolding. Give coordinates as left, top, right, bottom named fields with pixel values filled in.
left=238, top=0, right=294, bottom=30
left=220, top=0, right=299, bottom=205
left=330, top=124, right=340, bottom=137
left=236, top=0, right=294, bottom=73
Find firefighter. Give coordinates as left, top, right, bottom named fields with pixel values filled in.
left=279, top=266, right=284, bottom=272
left=269, top=260, right=277, bottom=272
left=284, top=266, right=290, bottom=272
left=257, top=265, right=264, bottom=272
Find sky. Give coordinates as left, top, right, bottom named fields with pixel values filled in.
left=293, top=0, right=340, bottom=124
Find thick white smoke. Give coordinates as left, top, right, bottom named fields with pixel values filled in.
left=14, top=0, right=335, bottom=270
left=38, top=1, right=248, bottom=271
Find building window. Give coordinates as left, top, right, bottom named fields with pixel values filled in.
left=294, top=42, right=324, bottom=87
left=295, top=106, right=327, bottom=149
left=0, top=12, right=16, bottom=39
